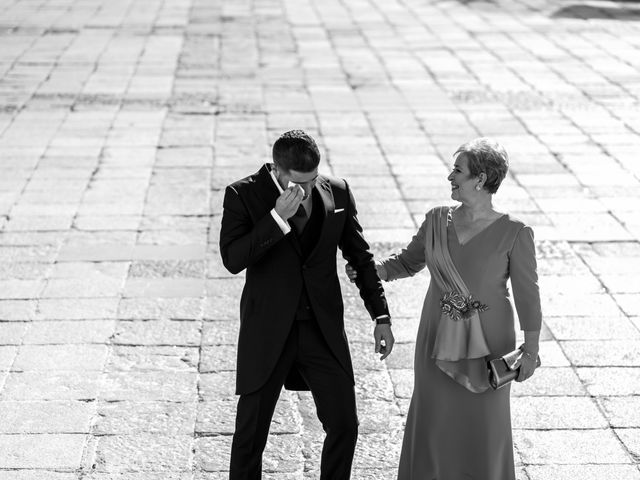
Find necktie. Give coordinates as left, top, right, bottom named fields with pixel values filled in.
left=291, top=204, right=308, bottom=233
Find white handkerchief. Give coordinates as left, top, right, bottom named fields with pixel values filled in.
left=334, top=208, right=345, bottom=213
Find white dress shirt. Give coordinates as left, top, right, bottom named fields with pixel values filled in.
left=269, top=169, right=292, bottom=235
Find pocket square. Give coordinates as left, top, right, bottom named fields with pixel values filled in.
left=334, top=208, right=345, bottom=213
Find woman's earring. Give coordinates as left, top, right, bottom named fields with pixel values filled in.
left=475, top=185, right=481, bottom=191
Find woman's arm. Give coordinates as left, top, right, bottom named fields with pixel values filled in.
left=345, top=217, right=429, bottom=283
left=509, top=225, right=542, bottom=334
left=378, top=218, right=428, bottom=282
left=510, top=225, right=542, bottom=381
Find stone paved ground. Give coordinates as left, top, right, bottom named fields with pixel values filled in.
left=0, top=0, right=639, bottom=478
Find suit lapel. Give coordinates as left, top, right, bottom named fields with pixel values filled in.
left=316, top=176, right=335, bottom=218
left=255, top=163, right=280, bottom=207
left=306, top=176, right=334, bottom=261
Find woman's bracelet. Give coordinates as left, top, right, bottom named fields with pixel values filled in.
left=519, top=344, right=538, bottom=359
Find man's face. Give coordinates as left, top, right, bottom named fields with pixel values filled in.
left=275, top=165, right=318, bottom=200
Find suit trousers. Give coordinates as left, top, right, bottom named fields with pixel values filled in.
left=229, top=318, right=359, bottom=480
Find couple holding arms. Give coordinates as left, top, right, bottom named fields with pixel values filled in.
left=220, top=130, right=542, bottom=480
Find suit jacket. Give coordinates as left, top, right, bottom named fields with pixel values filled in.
left=220, top=163, right=389, bottom=395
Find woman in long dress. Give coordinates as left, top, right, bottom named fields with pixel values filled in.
left=350, top=138, right=542, bottom=479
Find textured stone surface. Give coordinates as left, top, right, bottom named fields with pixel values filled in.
left=511, top=368, right=587, bottom=397
left=117, top=297, right=202, bottom=320
left=93, top=435, right=194, bottom=472
left=42, top=277, right=124, bottom=298
left=23, top=320, right=116, bottom=344
left=616, top=428, right=640, bottom=461
left=195, top=400, right=237, bottom=435
left=123, top=278, right=205, bottom=298
left=0, top=346, right=17, bottom=370
left=561, top=340, right=640, bottom=366
left=12, top=344, right=108, bottom=371
left=514, top=429, right=631, bottom=464
left=0, top=400, right=94, bottom=433
left=83, top=474, right=193, bottom=480
left=195, top=437, right=232, bottom=472
left=199, top=345, right=237, bottom=372
left=353, top=431, right=404, bottom=470
left=1, top=372, right=101, bottom=400
left=36, top=298, right=119, bottom=320
left=106, top=346, right=198, bottom=372
left=357, top=398, right=404, bottom=434
left=0, top=299, right=37, bottom=320
left=1, top=0, right=640, bottom=477
left=95, top=401, right=197, bottom=435
left=545, top=316, right=640, bottom=340
left=100, top=372, right=197, bottom=402
left=129, top=260, right=205, bottom=278
left=201, top=320, right=238, bottom=345
left=576, top=367, right=640, bottom=396
left=0, top=472, right=78, bottom=480
left=527, top=465, right=640, bottom=480
left=198, top=372, right=236, bottom=401
left=112, top=320, right=201, bottom=346
left=0, top=322, right=27, bottom=344
left=0, top=433, right=86, bottom=468
left=511, top=396, right=608, bottom=429
left=598, top=397, right=640, bottom=428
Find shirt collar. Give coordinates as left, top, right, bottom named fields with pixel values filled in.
left=269, top=165, right=284, bottom=194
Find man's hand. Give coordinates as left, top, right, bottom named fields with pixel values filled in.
left=274, top=186, right=304, bottom=220
left=374, top=324, right=394, bottom=360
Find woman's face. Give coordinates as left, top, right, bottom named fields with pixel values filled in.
left=447, top=154, right=480, bottom=203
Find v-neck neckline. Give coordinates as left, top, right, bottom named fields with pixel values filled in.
left=449, top=209, right=507, bottom=247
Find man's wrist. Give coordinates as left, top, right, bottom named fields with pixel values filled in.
left=374, top=315, right=391, bottom=325
left=270, top=208, right=291, bottom=235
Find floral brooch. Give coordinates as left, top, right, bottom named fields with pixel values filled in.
left=440, top=291, right=489, bottom=321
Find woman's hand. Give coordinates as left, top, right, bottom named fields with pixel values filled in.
left=516, top=349, right=539, bottom=382
left=345, top=264, right=357, bottom=283
left=346, top=262, right=387, bottom=283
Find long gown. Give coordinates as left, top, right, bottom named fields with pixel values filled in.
left=380, top=208, right=542, bottom=480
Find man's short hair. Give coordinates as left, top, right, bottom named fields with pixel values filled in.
left=272, top=130, right=321, bottom=173
left=454, top=137, right=509, bottom=194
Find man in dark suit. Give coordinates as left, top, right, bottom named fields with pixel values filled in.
left=220, top=130, right=394, bottom=480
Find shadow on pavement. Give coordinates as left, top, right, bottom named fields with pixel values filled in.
left=552, top=2, right=640, bottom=20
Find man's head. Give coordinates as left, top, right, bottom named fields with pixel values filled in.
left=272, top=130, right=321, bottom=199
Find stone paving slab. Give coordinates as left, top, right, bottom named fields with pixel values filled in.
left=0, top=472, right=79, bottom=480
left=0, top=433, right=86, bottom=469
left=1, top=0, right=640, bottom=477
left=0, top=400, right=94, bottom=434
left=92, top=434, right=194, bottom=473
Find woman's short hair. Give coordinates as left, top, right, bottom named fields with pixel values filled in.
left=454, top=137, right=509, bottom=194
left=272, top=130, right=321, bottom=173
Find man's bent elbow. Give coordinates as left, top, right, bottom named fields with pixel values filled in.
left=221, top=252, right=245, bottom=275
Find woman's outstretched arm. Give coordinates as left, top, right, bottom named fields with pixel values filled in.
left=377, top=217, right=428, bottom=282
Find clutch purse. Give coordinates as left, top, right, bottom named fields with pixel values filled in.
left=488, top=348, right=541, bottom=390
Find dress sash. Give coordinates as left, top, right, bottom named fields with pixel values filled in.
left=424, top=207, right=492, bottom=393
